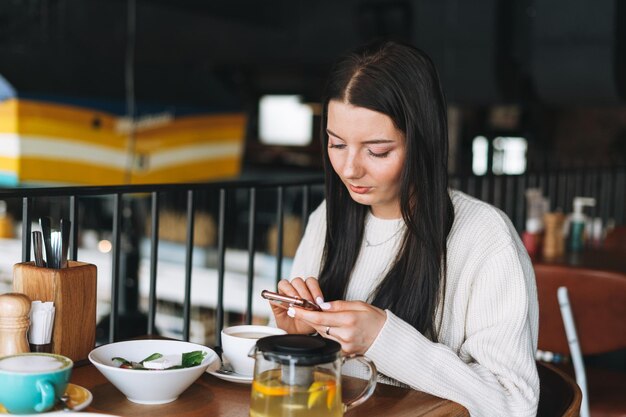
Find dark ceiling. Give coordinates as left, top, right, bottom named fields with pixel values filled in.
left=0, top=0, right=625, bottom=111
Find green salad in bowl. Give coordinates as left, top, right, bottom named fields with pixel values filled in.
left=89, top=340, right=218, bottom=404
left=112, top=351, right=207, bottom=370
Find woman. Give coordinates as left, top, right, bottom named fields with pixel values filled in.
left=269, top=40, right=539, bottom=417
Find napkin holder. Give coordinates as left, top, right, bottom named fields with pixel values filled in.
left=13, top=261, right=97, bottom=362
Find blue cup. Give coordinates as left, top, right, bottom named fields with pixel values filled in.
left=0, top=353, right=73, bottom=414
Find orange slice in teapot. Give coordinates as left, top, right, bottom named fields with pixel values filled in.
left=307, top=380, right=337, bottom=409
left=252, top=380, right=290, bottom=397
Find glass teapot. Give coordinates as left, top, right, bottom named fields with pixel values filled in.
left=248, top=334, right=377, bottom=417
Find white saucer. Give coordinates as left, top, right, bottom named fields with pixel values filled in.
left=65, top=383, right=93, bottom=411
left=206, top=360, right=253, bottom=384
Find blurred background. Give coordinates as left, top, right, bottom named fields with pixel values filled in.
left=1, top=0, right=625, bottom=187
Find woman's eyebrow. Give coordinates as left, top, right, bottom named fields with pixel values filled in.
left=362, top=139, right=395, bottom=144
left=327, top=129, right=395, bottom=144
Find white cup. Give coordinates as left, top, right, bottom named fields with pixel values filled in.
left=221, top=325, right=286, bottom=376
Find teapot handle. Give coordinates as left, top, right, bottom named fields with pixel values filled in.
left=342, top=354, right=377, bottom=412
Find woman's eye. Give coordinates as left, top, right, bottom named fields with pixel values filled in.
left=368, top=149, right=390, bottom=158
left=329, top=143, right=345, bottom=149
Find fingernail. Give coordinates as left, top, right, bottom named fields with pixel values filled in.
left=319, top=302, right=331, bottom=310
left=287, top=307, right=296, bottom=318
left=315, top=296, right=325, bottom=305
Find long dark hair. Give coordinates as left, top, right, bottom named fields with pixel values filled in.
left=318, top=40, right=454, bottom=340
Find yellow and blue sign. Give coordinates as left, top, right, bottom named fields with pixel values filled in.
left=0, top=77, right=246, bottom=186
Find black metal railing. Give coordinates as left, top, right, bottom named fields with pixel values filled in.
left=0, top=174, right=324, bottom=346
left=1, top=166, right=624, bottom=347
left=450, top=167, right=626, bottom=232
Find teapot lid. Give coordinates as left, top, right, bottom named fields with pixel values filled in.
left=256, top=334, right=340, bottom=366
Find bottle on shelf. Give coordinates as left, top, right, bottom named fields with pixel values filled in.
left=543, top=212, right=565, bottom=259
left=522, top=188, right=548, bottom=257
left=567, top=197, right=596, bottom=252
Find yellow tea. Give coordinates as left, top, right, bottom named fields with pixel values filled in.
left=250, top=369, right=342, bottom=417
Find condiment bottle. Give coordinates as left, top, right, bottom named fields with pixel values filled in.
left=0, top=292, right=32, bottom=357
left=568, top=197, right=595, bottom=252
left=522, top=189, right=547, bottom=257
left=543, top=212, right=565, bottom=259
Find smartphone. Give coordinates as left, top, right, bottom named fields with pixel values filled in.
left=261, top=290, right=322, bottom=311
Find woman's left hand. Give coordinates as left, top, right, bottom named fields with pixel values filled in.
left=289, top=300, right=387, bottom=355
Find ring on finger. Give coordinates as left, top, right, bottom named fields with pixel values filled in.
left=325, top=326, right=331, bottom=336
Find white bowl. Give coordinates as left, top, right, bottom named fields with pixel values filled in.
left=88, top=339, right=218, bottom=404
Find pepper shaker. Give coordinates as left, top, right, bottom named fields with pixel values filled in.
left=543, top=212, right=565, bottom=259
left=0, top=292, right=31, bottom=357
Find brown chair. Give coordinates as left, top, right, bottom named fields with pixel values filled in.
left=534, top=263, right=626, bottom=417
left=537, top=361, right=583, bottom=417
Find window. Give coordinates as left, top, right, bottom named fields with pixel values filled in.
left=258, top=95, right=313, bottom=146
left=472, top=136, right=489, bottom=175
left=471, top=135, right=528, bottom=175
left=492, top=136, right=527, bottom=175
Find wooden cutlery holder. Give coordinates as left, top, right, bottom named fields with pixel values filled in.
left=13, top=261, right=97, bottom=362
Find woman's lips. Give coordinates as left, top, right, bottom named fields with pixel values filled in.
left=348, top=184, right=371, bottom=194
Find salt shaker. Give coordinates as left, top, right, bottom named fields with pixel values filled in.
left=0, top=292, right=32, bottom=357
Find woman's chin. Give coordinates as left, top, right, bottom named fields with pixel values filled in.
left=347, top=191, right=372, bottom=206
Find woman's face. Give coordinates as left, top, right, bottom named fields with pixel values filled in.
left=327, top=100, right=406, bottom=219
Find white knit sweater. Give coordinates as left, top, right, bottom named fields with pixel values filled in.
left=289, top=190, right=539, bottom=417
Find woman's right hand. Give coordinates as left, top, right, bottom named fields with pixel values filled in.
left=270, top=277, right=325, bottom=334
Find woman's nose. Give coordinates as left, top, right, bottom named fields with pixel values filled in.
left=342, top=152, right=364, bottom=179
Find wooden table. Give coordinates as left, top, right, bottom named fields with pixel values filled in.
left=532, top=248, right=626, bottom=274
left=71, top=363, right=469, bottom=417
